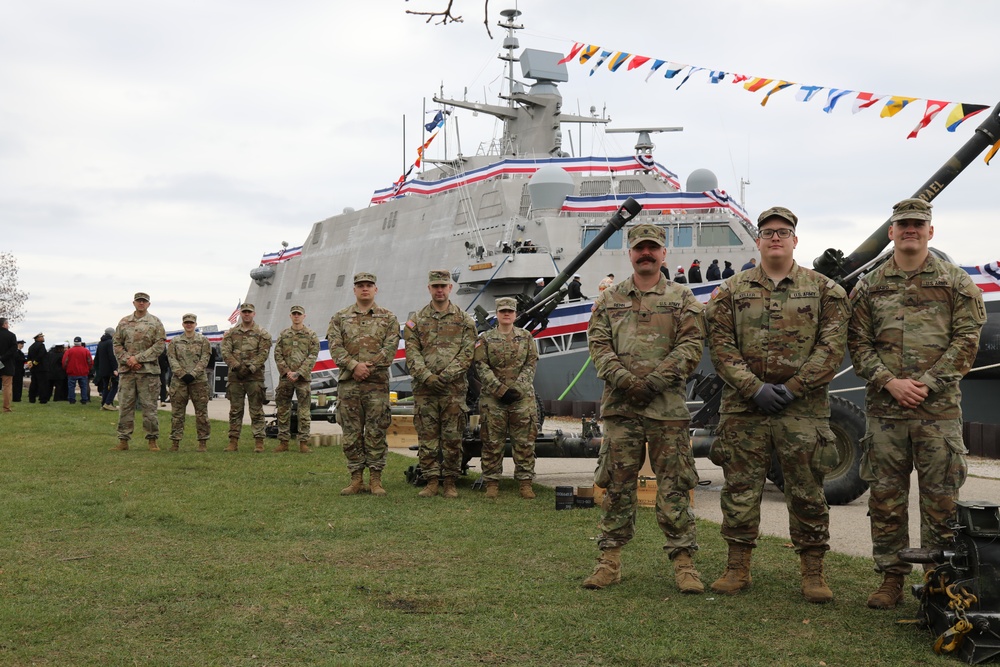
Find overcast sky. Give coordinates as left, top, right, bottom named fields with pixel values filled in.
left=3, top=0, right=998, bottom=344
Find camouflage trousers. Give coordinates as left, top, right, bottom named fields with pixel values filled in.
left=414, top=392, right=467, bottom=479
left=336, top=382, right=391, bottom=473
left=169, top=378, right=210, bottom=442
left=227, top=379, right=266, bottom=439
left=275, top=377, right=311, bottom=442
left=713, top=414, right=832, bottom=552
left=861, top=417, right=967, bottom=575
left=598, top=416, right=699, bottom=556
left=479, top=395, right=538, bottom=481
left=116, top=373, right=160, bottom=442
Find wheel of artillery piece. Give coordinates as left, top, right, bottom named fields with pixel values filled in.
left=765, top=395, right=868, bottom=506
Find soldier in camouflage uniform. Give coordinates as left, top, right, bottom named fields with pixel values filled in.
left=849, top=198, right=985, bottom=609
left=111, top=292, right=166, bottom=451
left=706, top=206, right=849, bottom=604
left=404, top=269, right=477, bottom=499
left=166, top=313, right=212, bottom=452
left=221, top=303, right=272, bottom=453
left=474, top=297, right=538, bottom=500
left=328, top=273, right=400, bottom=496
left=583, top=224, right=706, bottom=594
left=273, top=305, right=320, bottom=454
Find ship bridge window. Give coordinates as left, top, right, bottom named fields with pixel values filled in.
left=580, top=180, right=611, bottom=196
left=673, top=227, right=693, bottom=248
left=300, top=273, right=317, bottom=290
left=618, top=179, right=646, bottom=195
left=310, top=222, right=322, bottom=244
left=336, top=274, right=345, bottom=288
left=582, top=228, right=624, bottom=250
left=698, top=224, right=742, bottom=247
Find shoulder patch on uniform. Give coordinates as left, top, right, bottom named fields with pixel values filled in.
left=475, top=339, right=483, bottom=348
left=405, top=319, right=416, bottom=329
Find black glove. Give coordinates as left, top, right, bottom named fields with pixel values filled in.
left=500, top=388, right=521, bottom=404
left=752, top=383, right=793, bottom=414
left=625, top=379, right=658, bottom=407
left=182, top=373, right=195, bottom=384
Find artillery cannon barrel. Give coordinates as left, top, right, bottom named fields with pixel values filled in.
left=530, top=197, right=642, bottom=306
left=814, top=101, right=1000, bottom=282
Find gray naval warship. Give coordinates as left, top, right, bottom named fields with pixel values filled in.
left=239, top=9, right=1000, bottom=433
left=242, top=9, right=758, bottom=404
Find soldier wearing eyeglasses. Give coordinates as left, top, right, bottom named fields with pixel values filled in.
left=705, top=206, right=850, bottom=604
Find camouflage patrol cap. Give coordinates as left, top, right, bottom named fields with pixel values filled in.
left=627, top=223, right=666, bottom=248
left=239, top=303, right=255, bottom=313
left=495, top=297, right=517, bottom=312
left=290, top=305, right=305, bottom=315
left=890, top=198, right=933, bottom=223
left=133, top=292, right=150, bottom=301
left=353, top=272, right=377, bottom=284
left=757, top=206, right=798, bottom=228
left=428, top=269, right=452, bottom=286
left=182, top=313, right=197, bottom=323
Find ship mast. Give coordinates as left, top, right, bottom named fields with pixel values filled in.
left=498, top=9, right=522, bottom=148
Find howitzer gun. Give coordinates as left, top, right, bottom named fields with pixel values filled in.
left=472, top=197, right=643, bottom=333
left=689, top=101, right=1000, bottom=506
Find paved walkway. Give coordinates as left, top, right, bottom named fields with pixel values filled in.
left=172, top=397, right=1000, bottom=559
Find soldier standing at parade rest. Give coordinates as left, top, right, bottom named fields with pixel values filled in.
left=473, top=297, right=539, bottom=500
left=403, top=270, right=477, bottom=498
left=166, top=314, right=212, bottom=452
left=328, top=273, right=400, bottom=496
left=849, top=198, right=985, bottom=609
left=221, top=303, right=272, bottom=453
left=706, top=206, right=849, bottom=603
left=583, top=223, right=705, bottom=594
left=27, top=333, right=48, bottom=404
left=273, top=305, right=320, bottom=454
left=111, top=292, right=166, bottom=451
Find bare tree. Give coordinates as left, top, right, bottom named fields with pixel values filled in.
left=0, top=252, right=29, bottom=324
left=405, top=0, right=493, bottom=38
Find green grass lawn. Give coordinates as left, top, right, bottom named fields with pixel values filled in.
left=0, top=403, right=949, bottom=666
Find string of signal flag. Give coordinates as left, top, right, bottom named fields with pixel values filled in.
left=559, top=43, right=1000, bottom=162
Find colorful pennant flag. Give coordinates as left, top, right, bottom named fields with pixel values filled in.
left=744, top=77, right=773, bottom=93
left=823, top=89, right=853, bottom=113
left=578, top=45, right=599, bottom=64
left=760, top=81, right=795, bottom=107
left=627, top=55, right=651, bottom=71
left=795, top=85, right=823, bottom=103
left=676, top=67, right=703, bottom=90
left=589, top=50, right=613, bottom=76
left=852, top=92, right=883, bottom=113
left=907, top=100, right=949, bottom=139
left=663, top=62, right=686, bottom=79
left=557, top=43, right=584, bottom=65
left=608, top=52, right=631, bottom=72
left=946, top=103, right=989, bottom=132
left=880, top=96, right=917, bottom=118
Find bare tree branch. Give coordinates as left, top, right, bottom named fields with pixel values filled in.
left=0, top=252, right=29, bottom=324
left=405, top=0, right=493, bottom=38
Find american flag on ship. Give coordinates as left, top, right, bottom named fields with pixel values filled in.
left=227, top=301, right=240, bottom=325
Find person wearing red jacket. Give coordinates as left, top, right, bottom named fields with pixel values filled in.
left=63, top=336, right=94, bottom=404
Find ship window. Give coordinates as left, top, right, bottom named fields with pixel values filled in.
left=698, top=224, right=742, bottom=247
left=604, top=230, right=623, bottom=250
left=618, top=179, right=646, bottom=195
left=310, top=222, right=322, bottom=244
left=582, top=228, right=599, bottom=248
left=673, top=227, right=693, bottom=247
left=580, top=180, right=611, bottom=196
left=266, top=301, right=272, bottom=310
left=285, top=292, right=293, bottom=300
left=301, top=273, right=317, bottom=290
left=308, top=274, right=316, bottom=288
left=336, top=274, right=345, bottom=287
